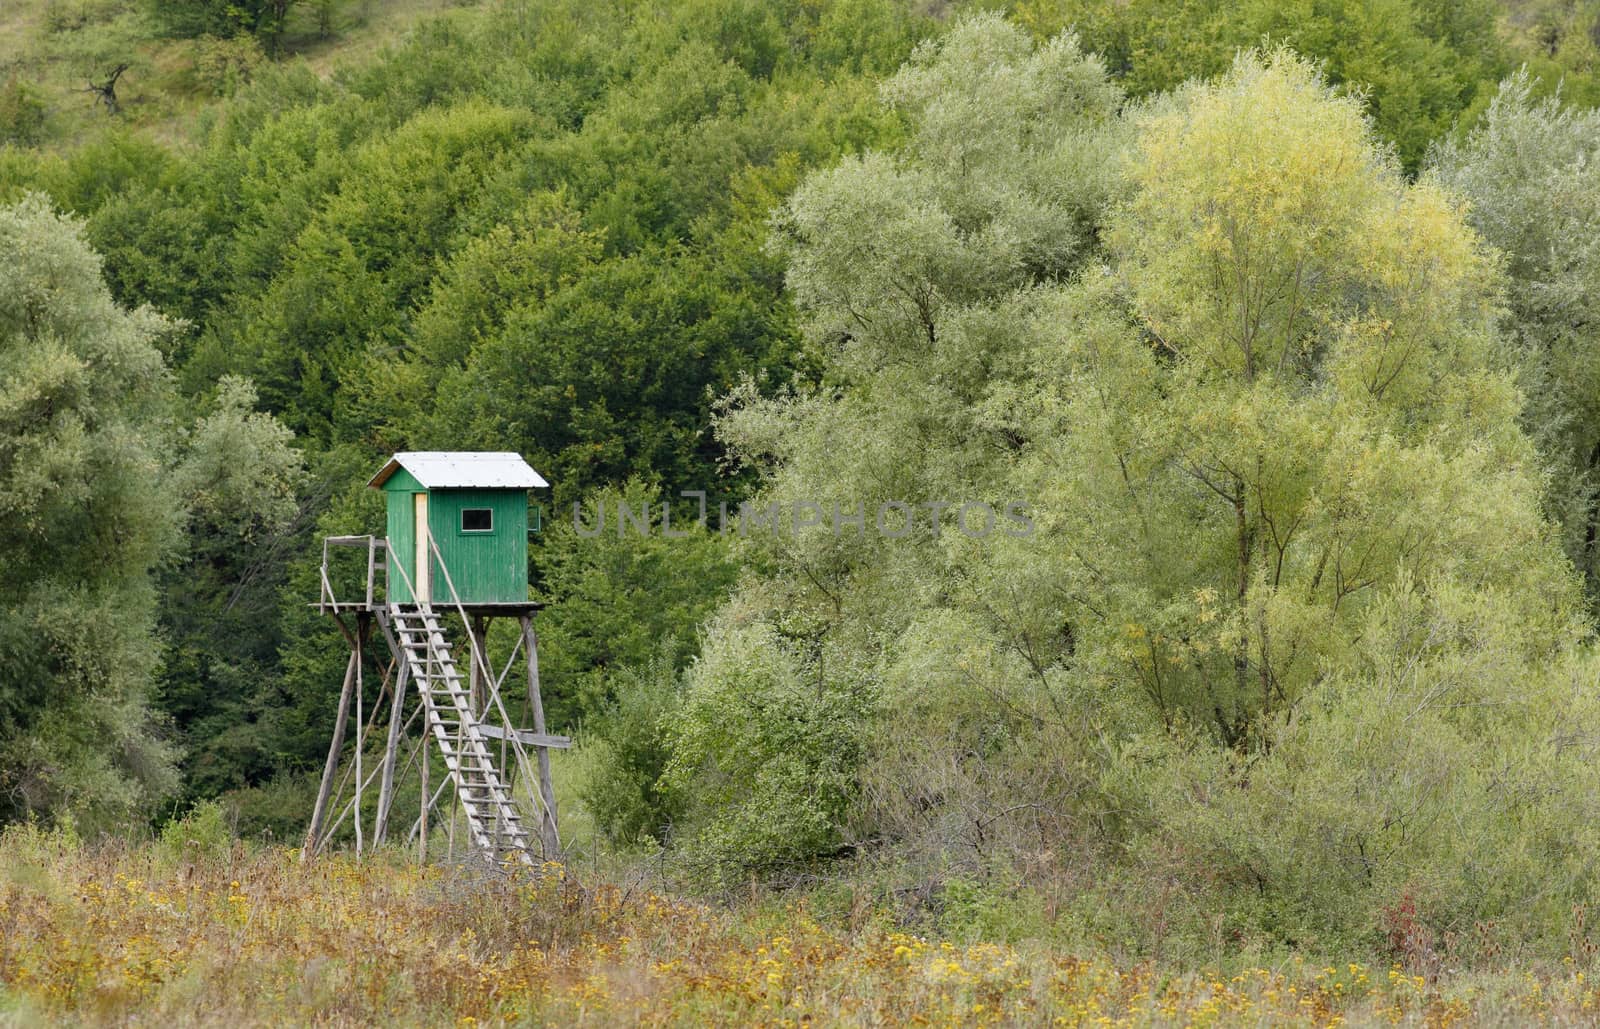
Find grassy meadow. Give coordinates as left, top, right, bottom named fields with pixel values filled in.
left=2, top=821, right=1599, bottom=1026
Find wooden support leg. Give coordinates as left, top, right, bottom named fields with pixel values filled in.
left=469, top=614, right=488, bottom=719
left=304, top=645, right=359, bottom=861
left=447, top=770, right=458, bottom=863
left=354, top=615, right=365, bottom=857
left=520, top=615, right=561, bottom=858
left=419, top=739, right=429, bottom=863
left=374, top=660, right=410, bottom=845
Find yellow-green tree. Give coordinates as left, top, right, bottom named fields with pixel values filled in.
left=1040, top=49, right=1578, bottom=742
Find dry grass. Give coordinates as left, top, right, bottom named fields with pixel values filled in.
left=287, top=0, right=480, bottom=77
left=3, top=826, right=1600, bottom=1026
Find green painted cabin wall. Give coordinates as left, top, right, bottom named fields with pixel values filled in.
left=381, top=474, right=528, bottom=605
left=427, top=490, right=528, bottom=604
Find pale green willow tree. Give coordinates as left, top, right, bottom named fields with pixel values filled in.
left=1430, top=73, right=1600, bottom=613
left=0, top=194, right=301, bottom=829
left=664, top=14, right=1128, bottom=880
left=0, top=193, right=179, bottom=828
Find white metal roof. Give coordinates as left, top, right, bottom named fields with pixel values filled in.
left=368, top=451, right=549, bottom=490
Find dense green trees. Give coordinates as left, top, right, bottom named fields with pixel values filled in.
left=144, top=0, right=298, bottom=49
left=656, top=16, right=1600, bottom=956
left=0, top=195, right=299, bottom=828
left=1431, top=73, right=1600, bottom=613
left=1012, top=0, right=1506, bottom=167
left=1499, top=0, right=1600, bottom=106
left=0, top=0, right=927, bottom=822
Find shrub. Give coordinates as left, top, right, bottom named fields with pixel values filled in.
left=159, top=798, right=236, bottom=863
left=42, top=0, right=123, bottom=33
left=577, top=643, right=688, bottom=847
left=191, top=34, right=265, bottom=97
left=0, top=77, right=48, bottom=146
left=661, top=617, right=872, bottom=887
left=1111, top=583, right=1600, bottom=963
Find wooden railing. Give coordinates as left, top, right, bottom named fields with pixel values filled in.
left=319, top=534, right=388, bottom=610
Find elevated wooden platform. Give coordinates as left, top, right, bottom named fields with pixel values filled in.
left=316, top=535, right=542, bottom=616
left=313, top=601, right=545, bottom=615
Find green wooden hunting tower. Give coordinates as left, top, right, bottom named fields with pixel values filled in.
left=369, top=451, right=548, bottom=606
left=308, top=450, right=565, bottom=866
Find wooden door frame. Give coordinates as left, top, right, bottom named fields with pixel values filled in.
left=414, top=492, right=430, bottom=603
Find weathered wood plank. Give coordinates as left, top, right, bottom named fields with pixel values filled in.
left=521, top=615, right=562, bottom=857
left=303, top=646, right=359, bottom=861
left=474, top=723, right=572, bottom=749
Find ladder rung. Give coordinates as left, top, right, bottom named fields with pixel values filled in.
left=445, top=759, right=496, bottom=773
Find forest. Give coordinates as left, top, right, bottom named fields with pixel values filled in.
left=5, top=0, right=1600, bottom=1022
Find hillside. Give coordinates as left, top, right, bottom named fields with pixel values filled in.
left=0, top=0, right=478, bottom=145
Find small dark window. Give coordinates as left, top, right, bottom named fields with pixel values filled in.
left=461, top=508, right=493, bottom=532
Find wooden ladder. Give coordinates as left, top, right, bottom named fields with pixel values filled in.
left=389, top=605, right=534, bottom=865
